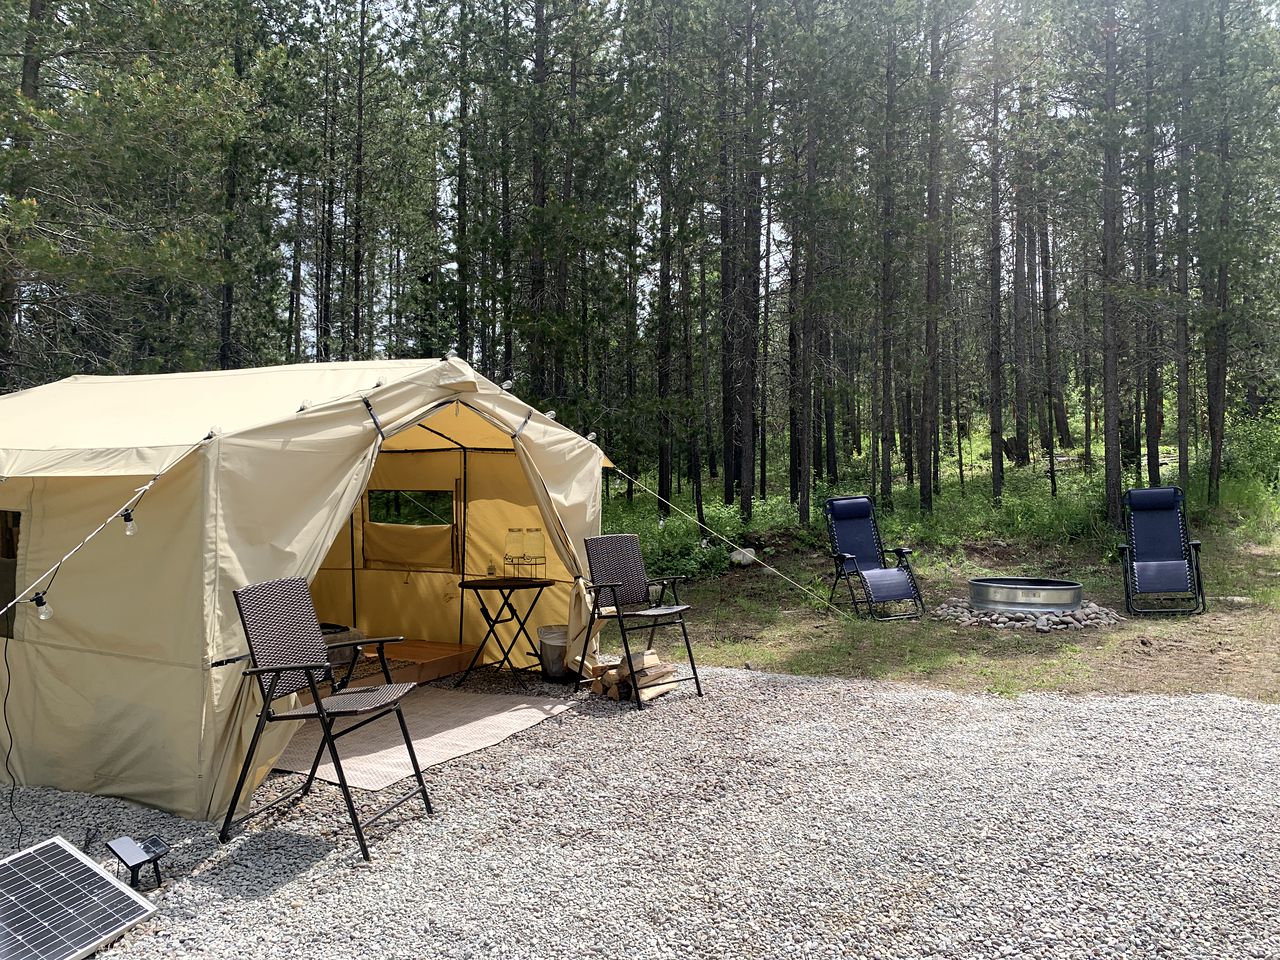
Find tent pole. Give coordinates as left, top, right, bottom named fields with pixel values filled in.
left=349, top=510, right=358, bottom=629
left=457, top=448, right=468, bottom=648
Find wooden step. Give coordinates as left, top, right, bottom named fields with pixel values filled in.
left=367, top=639, right=479, bottom=685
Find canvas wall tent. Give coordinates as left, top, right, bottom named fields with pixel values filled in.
left=0, top=359, right=605, bottom=820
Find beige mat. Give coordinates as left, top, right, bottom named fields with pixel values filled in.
left=273, top=685, right=573, bottom=790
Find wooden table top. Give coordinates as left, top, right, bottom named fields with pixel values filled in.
left=459, top=577, right=555, bottom=591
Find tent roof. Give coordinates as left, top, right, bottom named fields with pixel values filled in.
left=0, top=360, right=455, bottom=455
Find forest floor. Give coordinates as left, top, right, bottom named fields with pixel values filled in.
left=630, top=527, right=1280, bottom=702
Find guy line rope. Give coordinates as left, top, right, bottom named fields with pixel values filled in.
left=607, top=466, right=860, bottom=624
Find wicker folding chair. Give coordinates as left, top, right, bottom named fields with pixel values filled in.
left=582, top=533, right=704, bottom=709
left=218, top=577, right=432, bottom=860
left=1120, top=486, right=1206, bottom=615
left=823, top=495, right=925, bottom=620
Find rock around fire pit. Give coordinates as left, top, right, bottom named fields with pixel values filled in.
left=932, top=597, right=1123, bottom=632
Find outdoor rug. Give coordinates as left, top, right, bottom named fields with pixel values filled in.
left=273, top=686, right=574, bottom=790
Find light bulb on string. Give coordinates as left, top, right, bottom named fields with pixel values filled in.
left=586, top=432, right=597, bottom=443
left=33, top=593, right=52, bottom=621
left=121, top=508, right=137, bottom=537
left=500, top=380, right=514, bottom=391
left=544, top=410, right=557, bottom=421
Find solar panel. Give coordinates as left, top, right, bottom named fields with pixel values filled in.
left=0, top=836, right=156, bottom=960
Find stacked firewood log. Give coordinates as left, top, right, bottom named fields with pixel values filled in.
left=582, top=649, right=679, bottom=703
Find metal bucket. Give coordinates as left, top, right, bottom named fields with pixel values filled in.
left=969, top=577, right=1083, bottom=614
left=537, top=625, right=571, bottom=682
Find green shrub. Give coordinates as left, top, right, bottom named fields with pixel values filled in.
left=1225, top=410, right=1280, bottom=489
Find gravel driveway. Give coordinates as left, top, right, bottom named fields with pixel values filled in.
left=7, top=667, right=1277, bottom=960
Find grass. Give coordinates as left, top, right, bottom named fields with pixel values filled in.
left=598, top=452, right=1280, bottom=702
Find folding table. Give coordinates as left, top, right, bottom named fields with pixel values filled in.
left=454, top=577, right=555, bottom=688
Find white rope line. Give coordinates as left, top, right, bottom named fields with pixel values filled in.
left=0, top=436, right=210, bottom=622
left=608, top=467, right=860, bottom=623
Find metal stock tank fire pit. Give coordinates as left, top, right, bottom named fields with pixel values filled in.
left=931, top=577, right=1122, bottom=632
left=969, top=577, right=1083, bottom=614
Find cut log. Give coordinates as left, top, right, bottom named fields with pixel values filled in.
left=630, top=663, right=677, bottom=688
left=638, top=679, right=678, bottom=702
left=617, top=649, right=660, bottom=677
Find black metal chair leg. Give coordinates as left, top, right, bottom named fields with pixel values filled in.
left=617, top=621, right=643, bottom=710
left=219, top=708, right=269, bottom=843
left=301, top=735, right=328, bottom=797
left=320, top=715, right=370, bottom=861
left=679, top=617, right=703, bottom=697
left=394, top=704, right=433, bottom=816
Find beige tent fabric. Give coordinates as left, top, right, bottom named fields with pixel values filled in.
left=0, top=359, right=603, bottom=821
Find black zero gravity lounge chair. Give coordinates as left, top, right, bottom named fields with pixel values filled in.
left=218, top=577, right=432, bottom=860
left=582, top=533, right=704, bottom=709
left=824, top=495, right=925, bottom=621
left=1120, top=486, right=1206, bottom=616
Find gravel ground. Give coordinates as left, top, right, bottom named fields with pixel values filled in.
left=4, top=667, right=1278, bottom=960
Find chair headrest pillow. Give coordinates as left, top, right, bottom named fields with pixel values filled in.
left=827, top=496, right=873, bottom=521
left=1128, top=487, right=1180, bottom=511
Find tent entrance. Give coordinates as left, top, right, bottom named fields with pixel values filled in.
left=310, top=400, right=573, bottom=682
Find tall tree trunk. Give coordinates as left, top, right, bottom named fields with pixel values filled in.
left=1011, top=110, right=1031, bottom=466
left=1102, top=0, right=1123, bottom=524
left=718, top=59, right=738, bottom=506
left=529, top=0, right=548, bottom=396
left=1205, top=0, right=1231, bottom=506
left=553, top=4, right=578, bottom=399
left=353, top=0, right=368, bottom=360
left=288, top=175, right=304, bottom=361
left=1142, top=0, right=1160, bottom=486
left=799, top=91, right=817, bottom=526
left=699, top=209, right=718, bottom=480
left=738, top=0, right=763, bottom=520
left=919, top=9, right=943, bottom=512
left=1175, top=2, right=1192, bottom=493
left=318, top=45, right=336, bottom=362
left=0, top=0, right=47, bottom=392
left=788, top=230, right=801, bottom=505
left=455, top=0, right=471, bottom=359
left=878, top=32, right=897, bottom=510
left=759, top=88, right=775, bottom=500
left=1038, top=201, right=1071, bottom=446
left=987, top=59, right=1005, bottom=503
left=1082, top=269, right=1094, bottom=469
left=656, top=7, right=675, bottom=517
left=220, top=7, right=246, bottom=370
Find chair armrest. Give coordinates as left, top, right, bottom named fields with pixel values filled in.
left=583, top=581, right=623, bottom=609
left=245, top=661, right=330, bottom=677
left=891, top=547, right=912, bottom=558
left=1189, top=540, right=1202, bottom=551
left=1118, top=543, right=1130, bottom=556
left=832, top=551, right=856, bottom=562
left=647, top=576, right=688, bottom=585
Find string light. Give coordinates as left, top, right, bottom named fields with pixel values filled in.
left=121, top=509, right=137, bottom=537
left=544, top=410, right=557, bottom=421
left=586, top=432, right=597, bottom=442
left=32, top=593, right=51, bottom=622
left=500, top=380, right=514, bottom=391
